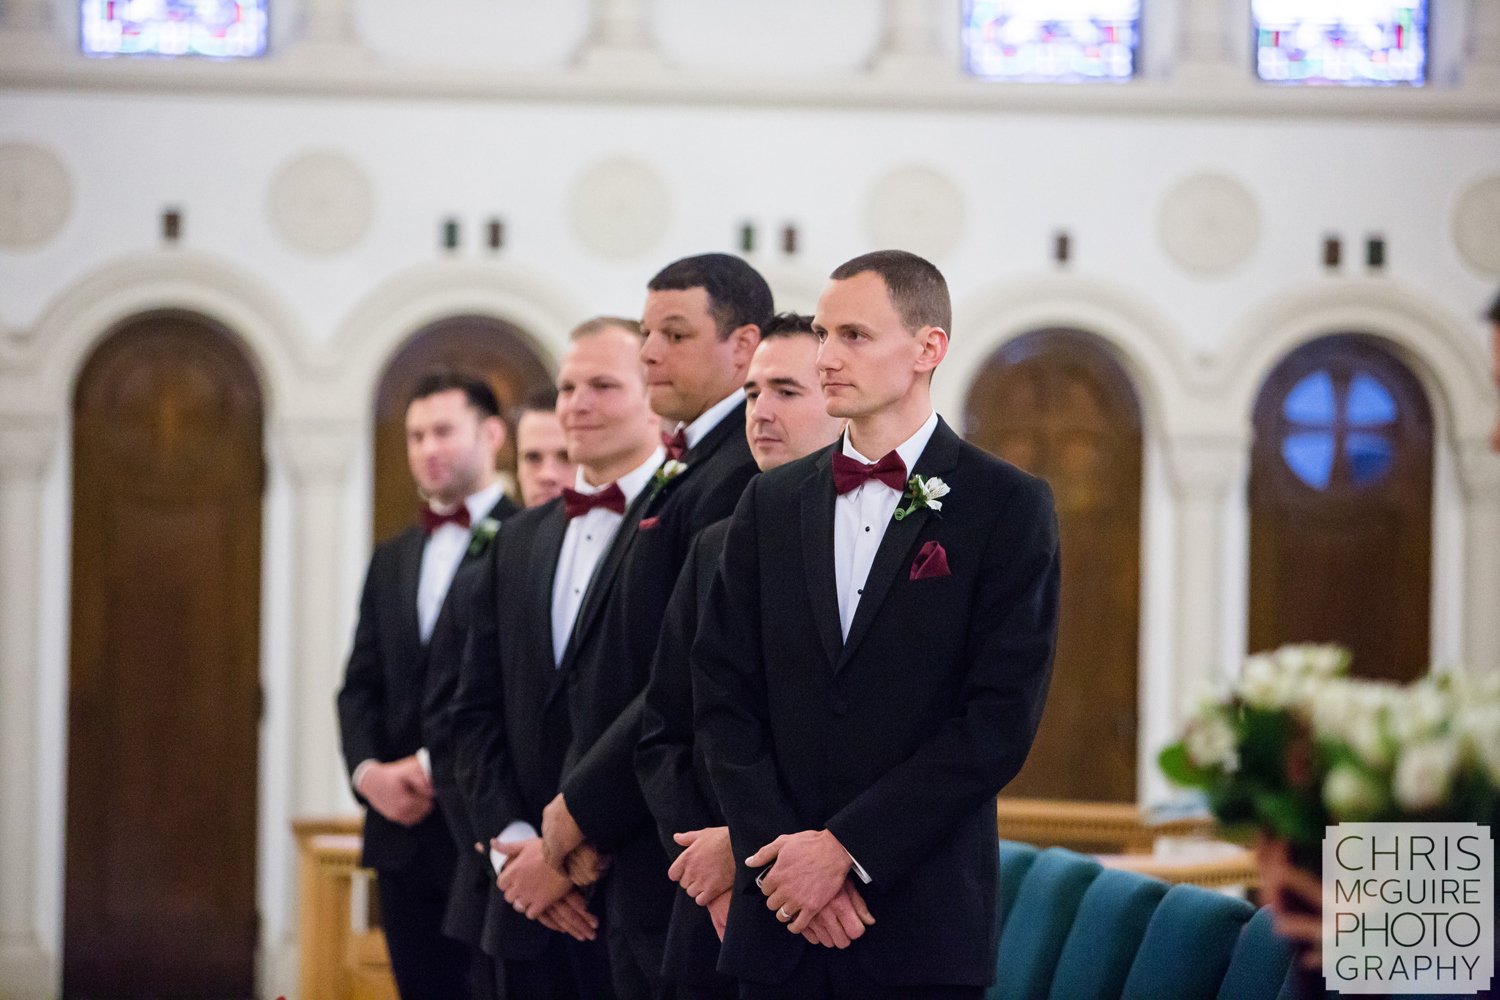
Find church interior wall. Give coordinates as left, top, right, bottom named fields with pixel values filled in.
left=2, top=1, right=1498, bottom=995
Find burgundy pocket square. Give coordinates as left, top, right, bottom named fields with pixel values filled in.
left=639, top=516, right=661, bottom=531
left=910, top=540, right=951, bottom=580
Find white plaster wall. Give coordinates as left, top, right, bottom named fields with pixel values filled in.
left=2, top=2, right=1498, bottom=996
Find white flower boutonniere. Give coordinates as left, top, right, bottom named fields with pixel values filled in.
left=893, top=475, right=950, bottom=521
left=466, top=517, right=501, bottom=557
left=649, top=459, right=688, bottom=497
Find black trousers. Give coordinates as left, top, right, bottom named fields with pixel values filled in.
left=737, top=946, right=983, bottom=1000
left=500, top=932, right=613, bottom=1000
left=605, top=922, right=675, bottom=1000
left=376, top=868, right=471, bottom=1000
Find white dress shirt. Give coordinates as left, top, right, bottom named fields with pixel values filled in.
left=549, top=448, right=665, bottom=666
left=353, top=481, right=506, bottom=795
left=668, top=387, right=746, bottom=452
left=418, top=481, right=506, bottom=644
left=829, top=410, right=938, bottom=884
left=493, top=448, right=663, bottom=872
left=833, top=410, right=940, bottom=640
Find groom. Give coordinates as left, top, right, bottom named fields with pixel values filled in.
left=693, top=250, right=1061, bottom=999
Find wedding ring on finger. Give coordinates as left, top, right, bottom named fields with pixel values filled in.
left=776, top=905, right=795, bottom=922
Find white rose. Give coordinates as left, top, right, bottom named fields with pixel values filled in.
left=1459, top=705, right=1500, bottom=786
left=1388, top=683, right=1451, bottom=745
left=1239, top=654, right=1281, bottom=708
left=1393, top=738, right=1460, bottom=813
left=1324, top=764, right=1383, bottom=821
left=1305, top=644, right=1352, bottom=678
left=1184, top=708, right=1239, bottom=773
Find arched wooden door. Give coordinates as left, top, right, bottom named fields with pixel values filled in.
left=965, top=329, right=1143, bottom=802
left=66, top=313, right=264, bottom=999
left=1249, top=334, right=1433, bottom=682
left=372, top=315, right=554, bottom=543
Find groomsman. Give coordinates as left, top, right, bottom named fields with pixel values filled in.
left=513, top=386, right=575, bottom=507
left=452, top=317, right=662, bottom=999
left=337, top=372, right=517, bottom=1000
left=636, top=313, right=846, bottom=999
left=694, top=251, right=1061, bottom=999
left=421, top=384, right=571, bottom=998
left=540, top=253, right=771, bottom=998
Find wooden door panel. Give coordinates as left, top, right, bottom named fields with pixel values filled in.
left=965, top=329, right=1142, bottom=802
left=67, top=313, right=262, bottom=999
left=372, top=315, right=553, bottom=544
left=1248, top=335, right=1432, bottom=682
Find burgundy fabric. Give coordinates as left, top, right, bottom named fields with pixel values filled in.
left=832, top=450, right=907, bottom=495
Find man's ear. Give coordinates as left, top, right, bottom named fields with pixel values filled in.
left=728, top=323, right=762, bottom=368
left=482, top=414, right=507, bottom=454
left=915, top=326, right=949, bottom=374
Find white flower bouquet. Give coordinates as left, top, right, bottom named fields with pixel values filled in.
left=1160, top=645, right=1500, bottom=851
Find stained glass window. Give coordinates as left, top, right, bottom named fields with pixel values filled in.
left=81, top=1, right=268, bottom=58
left=1252, top=0, right=1426, bottom=86
left=962, top=0, right=1140, bottom=83
left=1280, top=367, right=1399, bottom=490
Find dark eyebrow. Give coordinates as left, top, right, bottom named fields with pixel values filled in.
left=767, top=376, right=808, bottom=390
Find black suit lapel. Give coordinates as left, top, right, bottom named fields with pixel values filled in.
left=837, top=419, right=962, bottom=671
left=799, top=450, right=842, bottom=669
left=396, top=528, right=425, bottom=659
left=554, top=483, right=652, bottom=679
left=526, top=505, right=569, bottom=696
left=430, top=495, right=519, bottom=638
left=644, top=400, right=748, bottom=516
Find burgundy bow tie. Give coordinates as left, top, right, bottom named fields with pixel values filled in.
left=562, top=482, right=626, bottom=520
left=662, top=427, right=689, bottom=462
left=420, top=504, right=471, bottom=534
left=832, top=450, right=908, bottom=495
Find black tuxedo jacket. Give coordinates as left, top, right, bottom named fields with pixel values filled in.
left=693, top=418, right=1060, bottom=988
left=450, top=489, right=646, bottom=960
left=635, top=517, right=731, bottom=985
left=420, top=555, right=491, bottom=948
left=336, top=495, right=516, bottom=883
left=558, top=404, right=758, bottom=943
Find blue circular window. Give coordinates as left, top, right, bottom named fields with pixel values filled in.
left=1279, top=369, right=1397, bottom=490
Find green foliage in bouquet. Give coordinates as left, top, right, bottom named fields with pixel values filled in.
left=1159, top=645, right=1500, bottom=850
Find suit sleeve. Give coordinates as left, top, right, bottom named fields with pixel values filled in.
left=562, top=466, right=752, bottom=849
left=451, top=547, right=530, bottom=842
left=336, top=551, right=387, bottom=795
left=824, top=476, right=1060, bottom=886
left=693, top=482, right=805, bottom=884
left=561, top=691, right=653, bottom=849
left=635, top=533, right=720, bottom=856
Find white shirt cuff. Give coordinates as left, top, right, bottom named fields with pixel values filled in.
left=416, top=747, right=431, bottom=780
left=489, top=820, right=539, bottom=875
left=351, top=758, right=378, bottom=797
left=846, top=850, right=872, bottom=885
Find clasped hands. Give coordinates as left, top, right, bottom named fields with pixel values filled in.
left=485, top=793, right=611, bottom=943
left=749, top=829, right=875, bottom=949
left=359, top=755, right=433, bottom=827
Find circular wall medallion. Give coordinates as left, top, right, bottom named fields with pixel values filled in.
left=1452, top=175, right=1500, bottom=279
left=1157, top=172, right=1260, bottom=276
left=267, top=150, right=375, bottom=256
left=0, top=143, right=72, bottom=251
left=863, top=165, right=965, bottom=261
left=569, top=157, right=671, bottom=260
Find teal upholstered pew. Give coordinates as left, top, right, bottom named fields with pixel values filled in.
left=990, top=842, right=1293, bottom=1000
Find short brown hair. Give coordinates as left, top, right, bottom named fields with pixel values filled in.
left=760, top=312, right=817, bottom=342
left=1486, top=288, right=1500, bottom=325
left=830, top=250, right=951, bottom=337
left=570, top=315, right=642, bottom=341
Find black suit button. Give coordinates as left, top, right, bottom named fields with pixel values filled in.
left=833, top=700, right=848, bottom=716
